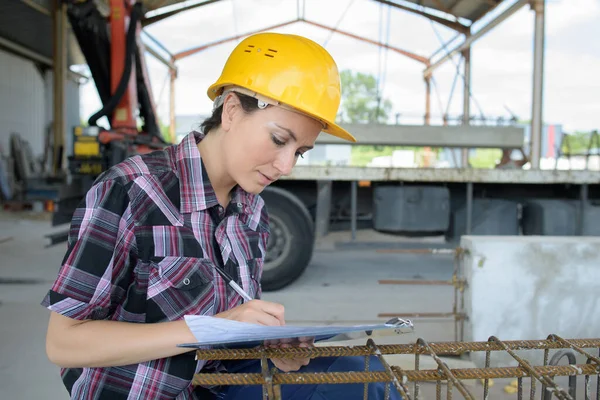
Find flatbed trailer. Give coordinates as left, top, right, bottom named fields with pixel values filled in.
left=260, top=165, right=600, bottom=290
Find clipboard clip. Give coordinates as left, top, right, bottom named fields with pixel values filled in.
left=320, top=317, right=414, bottom=343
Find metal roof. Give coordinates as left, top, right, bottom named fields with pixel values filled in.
left=138, top=0, right=506, bottom=24
left=398, top=0, right=505, bottom=23
left=0, top=0, right=511, bottom=68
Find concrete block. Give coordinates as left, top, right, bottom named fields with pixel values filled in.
left=460, top=236, right=600, bottom=368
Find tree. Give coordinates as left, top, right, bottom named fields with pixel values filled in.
left=337, top=70, right=393, bottom=124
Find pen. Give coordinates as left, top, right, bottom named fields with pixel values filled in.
left=213, top=265, right=253, bottom=302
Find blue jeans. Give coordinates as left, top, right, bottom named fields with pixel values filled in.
left=214, top=356, right=403, bottom=400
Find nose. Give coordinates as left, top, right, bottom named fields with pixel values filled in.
left=273, top=150, right=297, bottom=176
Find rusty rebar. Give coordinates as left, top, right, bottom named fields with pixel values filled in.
left=191, top=363, right=600, bottom=386
left=375, top=248, right=456, bottom=255
left=417, top=338, right=475, bottom=400
left=378, top=312, right=466, bottom=319
left=194, top=339, right=600, bottom=361
left=489, top=336, right=573, bottom=400
left=378, top=279, right=454, bottom=285
left=549, top=334, right=600, bottom=368
left=367, top=339, right=413, bottom=400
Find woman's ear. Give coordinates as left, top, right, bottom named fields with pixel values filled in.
left=220, top=92, right=240, bottom=132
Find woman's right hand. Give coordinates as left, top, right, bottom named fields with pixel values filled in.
left=214, top=299, right=286, bottom=326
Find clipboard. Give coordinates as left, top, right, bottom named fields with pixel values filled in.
left=178, top=316, right=414, bottom=349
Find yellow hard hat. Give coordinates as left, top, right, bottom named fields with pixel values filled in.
left=207, top=32, right=356, bottom=142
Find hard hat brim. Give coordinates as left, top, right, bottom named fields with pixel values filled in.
left=322, top=121, right=357, bottom=143
left=208, top=83, right=357, bottom=143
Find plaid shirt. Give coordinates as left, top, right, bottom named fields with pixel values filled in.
left=41, top=132, right=270, bottom=399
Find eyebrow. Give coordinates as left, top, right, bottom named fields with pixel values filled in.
left=274, top=123, right=314, bottom=150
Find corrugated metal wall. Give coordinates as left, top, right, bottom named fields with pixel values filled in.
left=0, top=48, right=46, bottom=157
left=0, top=48, right=80, bottom=162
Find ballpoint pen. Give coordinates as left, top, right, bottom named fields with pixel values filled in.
left=213, top=264, right=253, bottom=302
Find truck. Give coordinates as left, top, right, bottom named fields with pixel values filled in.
left=255, top=124, right=600, bottom=290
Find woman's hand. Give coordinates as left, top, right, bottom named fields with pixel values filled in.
left=214, top=301, right=314, bottom=372
left=214, top=299, right=286, bottom=326
left=267, top=337, right=314, bottom=372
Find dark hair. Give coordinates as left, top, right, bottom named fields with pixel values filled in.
left=200, top=92, right=261, bottom=134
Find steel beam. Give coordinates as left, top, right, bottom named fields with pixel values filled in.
left=142, top=0, right=223, bottom=26
left=423, top=0, right=529, bottom=77
left=281, top=166, right=600, bottom=184
left=530, top=0, right=545, bottom=169
left=316, top=124, right=525, bottom=148
left=52, top=0, right=67, bottom=174
left=144, top=42, right=176, bottom=71
left=302, top=19, right=429, bottom=65
left=461, top=42, right=471, bottom=167
left=372, top=0, right=470, bottom=34
left=173, top=19, right=299, bottom=60
left=0, top=36, right=52, bottom=67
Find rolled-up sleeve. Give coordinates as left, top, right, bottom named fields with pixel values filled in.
left=41, top=179, right=135, bottom=321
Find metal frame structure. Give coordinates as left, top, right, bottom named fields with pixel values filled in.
left=191, top=336, right=600, bottom=400
left=5, top=0, right=547, bottom=167
left=132, top=0, right=547, bottom=168
left=376, top=247, right=465, bottom=342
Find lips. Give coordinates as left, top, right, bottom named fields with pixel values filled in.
left=259, top=172, right=277, bottom=185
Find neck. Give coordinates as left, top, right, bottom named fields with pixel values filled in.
left=197, top=131, right=236, bottom=207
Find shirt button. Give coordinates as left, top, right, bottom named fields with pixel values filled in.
left=183, top=278, right=191, bottom=286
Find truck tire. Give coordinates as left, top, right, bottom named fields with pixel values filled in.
left=260, top=186, right=315, bottom=291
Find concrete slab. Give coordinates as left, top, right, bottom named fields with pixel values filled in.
left=461, top=235, right=600, bottom=368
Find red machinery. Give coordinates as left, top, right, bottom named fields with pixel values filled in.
left=52, top=0, right=169, bottom=229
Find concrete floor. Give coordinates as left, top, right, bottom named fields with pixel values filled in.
left=0, top=211, right=596, bottom=399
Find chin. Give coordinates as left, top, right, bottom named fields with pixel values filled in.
left=237, top=181, right=266, bottom=195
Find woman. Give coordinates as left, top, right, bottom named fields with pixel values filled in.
left=42, top=32, right=400, bottom=399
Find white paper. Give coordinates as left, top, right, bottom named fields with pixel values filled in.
left=180, top=315, right=413, bottom=348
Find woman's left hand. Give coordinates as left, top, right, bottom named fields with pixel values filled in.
left=267, top=337, right=314, bottom=372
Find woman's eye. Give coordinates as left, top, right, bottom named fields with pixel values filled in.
left=271, top=135, right=285, bottom=147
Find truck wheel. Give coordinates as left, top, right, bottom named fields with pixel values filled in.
left=260, top=186, right=315, bottom=291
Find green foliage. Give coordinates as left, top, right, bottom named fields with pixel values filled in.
left=159, top=121, right=172, bottom=143
left=562, top=131, right=600, bottom=155
left=469, top=149, right=503, bottom=169
left=338, top=70, right=393, bottom=124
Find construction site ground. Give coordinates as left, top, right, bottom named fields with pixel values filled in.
left=0, top=211, right=594, bottom=399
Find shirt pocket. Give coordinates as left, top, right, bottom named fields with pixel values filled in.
left=240, top=258, right=263, bottom=299
left=144, top=226, right=217, bottom=323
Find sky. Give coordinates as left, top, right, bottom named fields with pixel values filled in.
left=78, top=0, right=600, bottom=134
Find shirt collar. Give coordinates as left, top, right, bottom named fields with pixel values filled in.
left=174, top=131, right=256, bottom=214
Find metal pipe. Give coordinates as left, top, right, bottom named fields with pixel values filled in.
left=169, top=68, right=177, bottom=143
left=466, top=182, right=473, bottom=235
left=423, top=0, right=529, bottom=77
left=530, top=0, right=546, bottom=169
left=174, top=19, right=299, bottom=60
left=145, top=44, right=176, bottom=71
left=302, top=19, right=429, bottom=65
left=424, top=76, right=431, bottom=125
left=350, top=181, right=357, bottom=241
left=52, top=0, right=67, bottom=175
left=461, top=42, right=471, bottom=168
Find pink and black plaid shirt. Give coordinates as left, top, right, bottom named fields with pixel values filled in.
left=42, top=131, right=270, bottom=399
